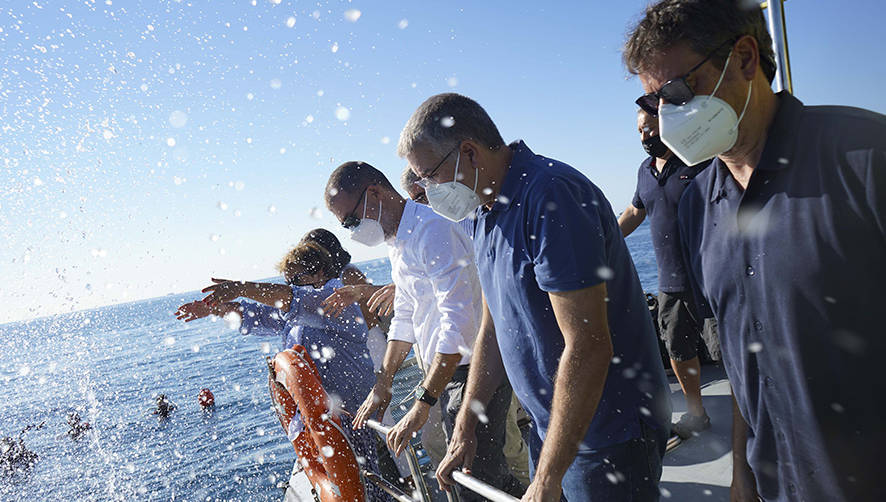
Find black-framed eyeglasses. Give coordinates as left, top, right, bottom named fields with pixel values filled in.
left=416, top=145, right=458, bottom=188
left=635, top=37, right=736, bottom=117
left=341, top=187, right=368, bottom=230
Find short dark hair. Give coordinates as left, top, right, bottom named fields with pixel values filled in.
left=624, top=0, right=776, bottom=84
left=300, top=228, right=351, bottom=276
left=325, top=161, right=395, bottom=208
left=397, top=93, right=505, bottom=158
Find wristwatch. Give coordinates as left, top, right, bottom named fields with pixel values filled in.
left=415, top=386, right=438, bottom=406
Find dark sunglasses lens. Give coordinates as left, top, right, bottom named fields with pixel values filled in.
left=635, top=94, right=659, bottom=116
left=342, top=216, right=360, bottom=230
left=660, top=79, right=694, bottom=106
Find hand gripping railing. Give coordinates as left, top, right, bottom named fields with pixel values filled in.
left=364, top=419, right=518, bottom=502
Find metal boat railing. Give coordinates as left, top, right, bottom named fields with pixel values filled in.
left=364, top=419, right=518, bottom=502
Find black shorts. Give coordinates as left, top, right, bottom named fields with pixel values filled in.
left=657, top=291, right=720, bottom=362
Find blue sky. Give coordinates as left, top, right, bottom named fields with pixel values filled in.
left=1, top=0, right=884, bottom=323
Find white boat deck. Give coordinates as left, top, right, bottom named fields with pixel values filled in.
left=661, top=364, right=732, bottom=501
left=285, top=364, right=735, bottom=501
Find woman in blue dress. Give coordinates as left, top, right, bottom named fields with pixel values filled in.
left=176, top=238, right=390, bottom=501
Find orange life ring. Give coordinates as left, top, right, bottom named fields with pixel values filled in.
left=268, top=345, right=366, bottom=502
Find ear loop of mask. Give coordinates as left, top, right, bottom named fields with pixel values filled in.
left=361, top=190, right=382, bottom=225
left=452, top=147, right=479, bottom=192
left=704, top=48, right=753, bottom=134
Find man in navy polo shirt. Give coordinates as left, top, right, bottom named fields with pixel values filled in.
left=625, top=1, right=886, bottom=500
left=399, top=93, right=671, bottom=501
left=619, top=109, right=719, bottom=439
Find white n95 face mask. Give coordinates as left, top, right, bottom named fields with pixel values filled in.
left=350, top=196, right=385, bottom=247
left=425, top=150, right=483, bottom=222
left=658, top=49, right=753, bottom=166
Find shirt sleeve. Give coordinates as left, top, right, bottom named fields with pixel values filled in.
left=238, top=301, right=287, bottom=336
left=420, top=220, right=478, bottom=357
left=530, top=177, right=609, bottom=292
left=677, top=184, right=714, bottom=319
left=386, top=280, right=416, bottom=344
left=632, top=166, right=645, bottom=209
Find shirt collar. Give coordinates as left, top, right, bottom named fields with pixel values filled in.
left=488, top=140, right=532, bottom=213
left=709, top=91, right=804, bottom=202
left=394, top=199, right=418, bottom=244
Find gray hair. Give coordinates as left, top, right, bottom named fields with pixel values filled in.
left=397, top=93, right=505, bottom=158
left=624, top=0, right=776, bottom=84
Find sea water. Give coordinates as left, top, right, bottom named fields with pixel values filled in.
left=0, top=223, right=655, bottom=501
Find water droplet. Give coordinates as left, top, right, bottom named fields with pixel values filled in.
left=285, top=17, right=296, bottom=28
left=224, top=311, right=242, bottom=330
left=166, top=137, right=176, bottom=147
left=748, top=342, right=763, bottom=353
left=335, top=106, right=350, bottom=121
left=321, top=446, right=335, bottom=457
left=440, top=116, right=455, bottom=128
left=164, top=336, right=175, bottom=346
left=169, top=110, right=188, bottom=128
left=344, top=9, right=361, bottom=22
left=596, top=266, right=614, bottom=280
left=446, top=76, right=458, bottom=87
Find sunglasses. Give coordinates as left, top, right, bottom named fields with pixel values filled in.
left=341, top=187, right=368, bottom=230
left=635, top=37, right=736, bottom=117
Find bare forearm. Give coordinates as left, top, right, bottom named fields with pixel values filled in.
left=617, top=205, right=645, bottom=237
left=534, top=342, right=611, bottom=481
left=378, top=340, right=413, bottom=386
left=420, top=352, right=462, bottom=398
left=215, top=301, right=242, bottom=317
left=241, top=282, right=294, bottom=311
left=537, top=284, right=613, bottom=483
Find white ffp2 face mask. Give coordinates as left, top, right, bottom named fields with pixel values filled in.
left=425, top=150, right=483, bottom=222
left=658, top=49, right=753, bottom=166
left=349, top=195, right=385, bottom=247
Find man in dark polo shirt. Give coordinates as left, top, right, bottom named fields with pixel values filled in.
left=618, top=109, right=719, bottom=439
left=625, top=1, right=886, bottom=500
left=399, top=93, right=671, bottom=501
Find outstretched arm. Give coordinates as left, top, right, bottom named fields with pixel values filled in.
left=175, top=300, right=241, bottom=322
left=202, top=278, right=294, bottom=311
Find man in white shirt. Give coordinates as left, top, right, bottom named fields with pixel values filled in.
left=325, top=161, right=521, bottom=500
